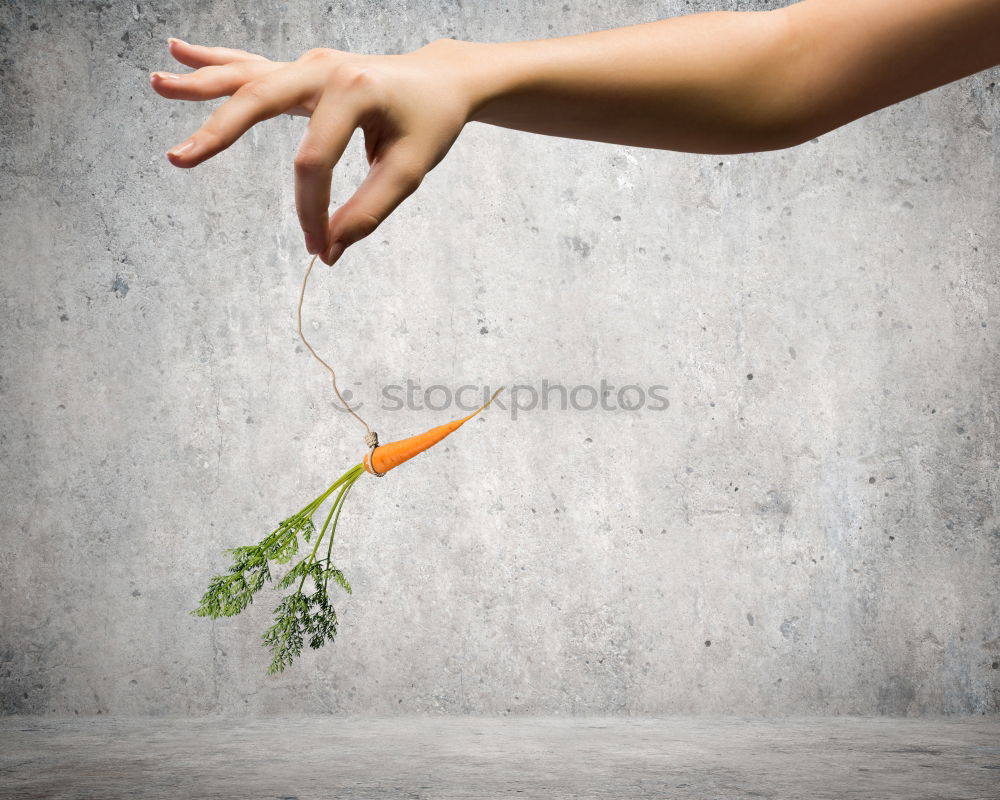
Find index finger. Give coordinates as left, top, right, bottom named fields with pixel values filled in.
left=294, top=91, right=360, bottom=255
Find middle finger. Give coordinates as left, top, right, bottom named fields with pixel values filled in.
left=167, top=64, right=321, bottom=167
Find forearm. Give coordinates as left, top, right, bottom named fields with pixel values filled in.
left=450, top=0, right=1000, bottom=154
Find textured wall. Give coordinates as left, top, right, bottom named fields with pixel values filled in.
left=1, top=0, right=998, bottom=716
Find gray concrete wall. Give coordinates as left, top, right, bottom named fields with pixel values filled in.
left=1, top=0, right=997, bottom=716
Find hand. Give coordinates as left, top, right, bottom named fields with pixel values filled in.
left=151, top=38, right=474, bottom=264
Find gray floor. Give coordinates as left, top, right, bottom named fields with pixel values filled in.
left=1, top=715, right=998, bottom=799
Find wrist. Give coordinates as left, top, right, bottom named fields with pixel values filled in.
left=423, top=38, right=527, bottom=125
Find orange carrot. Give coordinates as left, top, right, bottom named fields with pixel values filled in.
left=363, top=387, right=504, bottom=476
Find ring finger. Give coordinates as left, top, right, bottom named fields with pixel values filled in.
left=167, top=63, right=321, bottom=167
left=151, top=61, right=282, bottom=102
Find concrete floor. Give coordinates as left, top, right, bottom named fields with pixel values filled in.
left=1, top=716, right=998, bottom=799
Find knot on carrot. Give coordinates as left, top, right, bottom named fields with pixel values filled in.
left=364, top=436, right=387, bottom=478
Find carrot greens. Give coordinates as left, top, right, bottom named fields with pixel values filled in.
left=193, top=463, right=365, bottom=673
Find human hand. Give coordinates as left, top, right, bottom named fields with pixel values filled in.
left=151, top=38, right=475, bottom=264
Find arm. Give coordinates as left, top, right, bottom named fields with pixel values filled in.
left=152, top=0, right=1000, bottom=263
left=463, top=0, right=1000, bottom=152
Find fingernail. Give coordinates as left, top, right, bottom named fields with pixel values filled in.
left=151, top=71, right=179, bottom=82
left=167, top=37, right=187, bottom=46
left=323, top=241, right=345, bottom=266
left=304, top=232, right=323, bottom=255
left=166, top=138, right=195, bottom=158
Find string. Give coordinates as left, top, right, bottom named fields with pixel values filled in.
left=297, top=254, right=372, bottom=435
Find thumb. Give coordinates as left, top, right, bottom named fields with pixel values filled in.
left=322, top=151, right=425, bottom=265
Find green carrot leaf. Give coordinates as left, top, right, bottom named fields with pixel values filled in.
left=322, top=566, right=352, bottom=595
left=195, top=464, right=364, bottom=673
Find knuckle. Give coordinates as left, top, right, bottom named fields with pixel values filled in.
left=293, top=147, right=326, bottom=175
left=393, top=166, right=424, bottom=196
left=300, top=47, right=336, bottom=63
left=236, top=79, right=273, bottom=104
left=339, top=211, right=382, bottom=243
left=196, top=127, right=226, bottom=153
left=331, top=62, right=377, bottom=93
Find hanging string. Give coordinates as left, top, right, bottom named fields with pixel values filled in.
left=297, top=254, right=372, bottom=436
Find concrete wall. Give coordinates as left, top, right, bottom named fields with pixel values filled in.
left=1, top=0, right=997, bottom=716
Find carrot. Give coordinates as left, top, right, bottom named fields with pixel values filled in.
left=364, top=387, right=504, bottom=476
